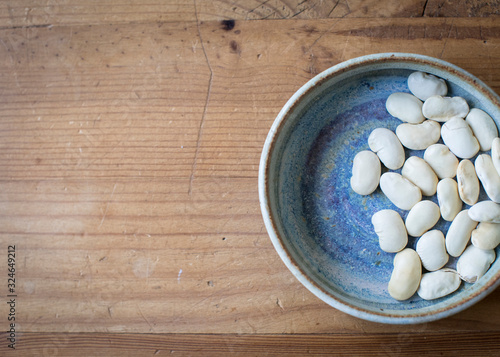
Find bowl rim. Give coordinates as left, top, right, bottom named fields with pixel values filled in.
left=258, top=52, right=500, bottom=324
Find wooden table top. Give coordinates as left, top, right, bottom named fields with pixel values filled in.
left=1, top=0, right=500, bottom=355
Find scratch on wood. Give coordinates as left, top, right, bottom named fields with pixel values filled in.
left=137, top=305, right=155, bottom=332
left=345, top=0, right=351, bottom=12
left=306, top=20, right=337, bottom=53
left=340, top=35, right=350, bottom=61
left=246, top=320, right=258, bottom=333
left=439, top=20, right=455, bottom=59
left=328, top=0, right=341, bottom=17
left=290, top=6, right=309, bottom=19
left=421, top=0, right=429, bottom=17
left=85, top=253, right=93, bottom=283
left=245, top=0, right=271, bottom=20
left=99, top=183, right=117, bottom=228
left=0, top=39, right=13, bottom=65
left=305, top=9, right=350, bottom=55
left=189, top=0, right=213, bottom=196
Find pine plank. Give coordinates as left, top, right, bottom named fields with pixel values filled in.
left=1, top=17, right=500, bottom=334
left=2, top=0, right=497, bottom=28
left=1, top=331, right=500, bottom=356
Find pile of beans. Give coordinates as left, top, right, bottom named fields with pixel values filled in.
left=350, top=71, right=499, bottom=301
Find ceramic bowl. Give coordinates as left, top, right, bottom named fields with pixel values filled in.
left=259, top=53, right=500, bottom=324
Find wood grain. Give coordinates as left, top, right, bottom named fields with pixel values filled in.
left=1, top=16, right=500, bottom=335
left=2, top=331, right=500, bottom=356
left=0, top=0, right=500, bottom=355
left=1, top=0, right=498, bottom=28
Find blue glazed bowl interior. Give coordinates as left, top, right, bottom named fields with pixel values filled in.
left=261, top=53, right=500, bottom=323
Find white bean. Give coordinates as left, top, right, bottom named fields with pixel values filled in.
left=386, top=92, right=425, bottom=124
left=416, top=230, right=449, bottom=271
left=401, top=156, right=438, bottom=196
left=471, top=222, right=500, bottom=250
left=492, top=137, right=500, bottom=176
left=465, top=108, right=498, bottom=151
left=395, top=120, right=441, bottom=150
left=388, top=248, right=422, bottom=301
left=475, top=154, right=500, bottom=203
left=368, top=128, right=405, bottom=170
left=456, top=245, right=496, bottom=283
left=364, top=72, right=500, bottom=300
left=468, top=201, right=500, bottom=223
left=422, top=95, right=469, bottom=122
left=445, top=210, right=478, bottom=257
left=407, top=71, right=448, bottom=101
left=380, top=172, right=422, bottom=210
left=405, top=200, right=440, bottom=237
left=350, top=151, right=381, bottom=195
left=423, top=144, right=459, bottom=179
left=436, top=178, right=462, bottom=221
left=372, top=210, right=408, bottom=253
left=457, top=159, right=480, bottom=206
left=417, top=269, right=461, bottom=300
left=441, top=117, right=479, bottom=159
